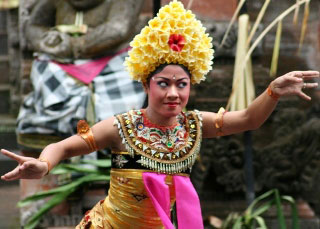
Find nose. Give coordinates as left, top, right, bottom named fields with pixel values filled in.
left=167, top=85, right=178, bottom=100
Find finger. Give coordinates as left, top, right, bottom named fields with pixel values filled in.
left=297, top=91, right=311, bottom=101
left=1, top=166, right=21, bottom=181
left=303, top=82, right=319, bottom=89
left=1, top=149, right=24, bottom=164
left=300, top=71, right=320, bottom=80
left=2, top=172, right=21, bottom=181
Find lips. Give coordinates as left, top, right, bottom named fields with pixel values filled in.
left=164, top=102, right=180, bottom=107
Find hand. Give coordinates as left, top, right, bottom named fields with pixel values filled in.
left=39, top=31, right=73, bottom=58
left=0, top=149, right=48, bottom=181
left=271, top=71, right=319, bottom=100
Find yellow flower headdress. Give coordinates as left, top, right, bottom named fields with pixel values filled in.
left=124, top=0, right=214, bottom=84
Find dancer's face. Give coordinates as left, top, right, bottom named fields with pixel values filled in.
left=145, top=65, right=191, bottom=118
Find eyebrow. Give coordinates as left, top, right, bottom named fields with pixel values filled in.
left=153, top=76, right=189, bottom=81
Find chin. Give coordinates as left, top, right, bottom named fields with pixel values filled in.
left=162, top=107, right=182, bottom=117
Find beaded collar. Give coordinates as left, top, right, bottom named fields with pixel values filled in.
left=114, top=109, right=202, bottom=174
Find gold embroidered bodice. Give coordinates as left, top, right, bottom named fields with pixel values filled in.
left=114, top=109, right=202, bottom=174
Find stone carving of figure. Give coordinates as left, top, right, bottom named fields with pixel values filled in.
left=26, top=0, right=144, bottom=59
left=17, top=0, right=146, bottom=149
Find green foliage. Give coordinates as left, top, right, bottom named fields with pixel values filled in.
left=220, top=189, right=299, bottom=229
left=18, top=159, right=111, bottom=229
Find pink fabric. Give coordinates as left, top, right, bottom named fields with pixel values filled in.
left=173, top=175, right=204, bottom=229
left=142, top=172, right=203, bottom=229
left=142, top=173, right=174, bottom=229
left=53, top=47, right=131, bottom=84
left=55, top=56, right=112, bottom=84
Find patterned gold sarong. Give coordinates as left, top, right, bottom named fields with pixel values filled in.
left=76, top=169, right=180, bottom=229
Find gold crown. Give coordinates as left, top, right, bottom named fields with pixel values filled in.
left=124, top=0, right=214, bottom=84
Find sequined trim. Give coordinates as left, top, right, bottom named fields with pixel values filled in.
left=114, top=110, right=202, bottom=174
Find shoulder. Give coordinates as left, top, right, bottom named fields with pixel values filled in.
left=185, top=110, right=203, bottom=124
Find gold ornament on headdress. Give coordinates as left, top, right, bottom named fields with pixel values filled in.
left=124, top=0, right=214, bottom=84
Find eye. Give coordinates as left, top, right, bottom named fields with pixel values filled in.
left=157, top=81, right=168, bottom=88
left=177, top=82, right=188, bottom=88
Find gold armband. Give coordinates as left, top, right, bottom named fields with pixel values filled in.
left=215, top=107, right=226, bottom=136
left=267, top=84, right=280, bottom=101
left=77, top=120, right=98, bottom=152
left=38, top=157, right=51, bottom=175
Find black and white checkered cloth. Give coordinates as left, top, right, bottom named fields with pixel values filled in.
left=17, top=51, right=146, bottom=136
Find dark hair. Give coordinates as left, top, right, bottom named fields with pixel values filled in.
left=146, top=63, right=191, bottom=86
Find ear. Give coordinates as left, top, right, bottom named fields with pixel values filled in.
left=142, top=82, right=149, bottom=94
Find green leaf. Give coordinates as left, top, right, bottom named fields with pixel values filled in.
left=24, top=187, right=76, bottom=229
left=22, top=174, right=110, bottom=228
left=252, top=200, right=275, bottom=217
left=281, top=196, right=300, bottom=229
left=274, top=189, right=286, bottom=229
left=18, top=174, right=109, bottom=207
left=247, top=189, right=276, bottom=214
left=232, top=217, right=243, bottom=229
left=51, top=163, right=101, bottom=174
left=81, top=159, right=111, bottom=168
left=254, top=216, right=267, bottom=229
left=50, top=166, right=73, bottom=175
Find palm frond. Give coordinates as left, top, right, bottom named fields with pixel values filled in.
left=219, top=0, right=247, bottom=49
left=247, top=0, right=271, bottom=46
left=243, top=0, right=309, bottom=69
left=298, top=0, right=310, bottom=53
left=270, top=20, right=282, bottom=78
left=226, top=14, right=255, bottom=111
left=293, top=0, right=301, bottom=25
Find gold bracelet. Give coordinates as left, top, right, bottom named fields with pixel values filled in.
left=267, top=84, right=280, bottom=101
left=215, top=107, right=226, bottom=136
left=38, top=157, right=51, bottom=175
left=77, top=120, right=98, bottom=152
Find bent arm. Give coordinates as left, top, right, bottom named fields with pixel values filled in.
left=202, top=71, right=319, bottom=138
left=1, top=117, right=119, bottom=180
left=26, top=0, right=56, bottom=51
left=39, top=117, right=118, bottom=170
left=202, top=89, right=277, bottom=137
left=72, top=0, right=144, bottom=58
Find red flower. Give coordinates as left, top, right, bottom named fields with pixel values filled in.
left=85, top=214, right=91, bottom=222
left=168, top=34, right=185, bottom=52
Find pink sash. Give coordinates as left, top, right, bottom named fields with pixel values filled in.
left=142, top=172, right=203, bottom=229
left=54, top=47, right=130, bottom=84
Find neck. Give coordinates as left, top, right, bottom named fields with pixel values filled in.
left=145, top=107, right=178, bottom=127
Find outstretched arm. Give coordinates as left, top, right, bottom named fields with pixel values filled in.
left=202, top=71, right=319, bottom=138
left=1, top=117, right=119, bottom=181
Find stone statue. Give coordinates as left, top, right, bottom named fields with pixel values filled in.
left=17, top=0, right=146, bottom=148
left=26, top=0, right=144, bottom=59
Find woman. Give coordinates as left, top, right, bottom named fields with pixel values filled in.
left=1, top=1, right=319, bottom=228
